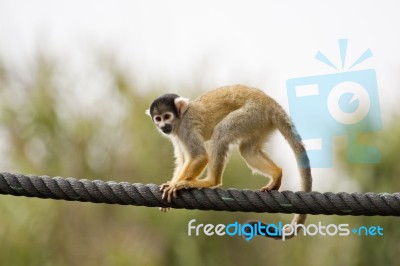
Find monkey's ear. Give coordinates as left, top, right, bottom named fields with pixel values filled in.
left=145, top=109, right=151, bottom=116
left=174, top=97, right=189, bottom=116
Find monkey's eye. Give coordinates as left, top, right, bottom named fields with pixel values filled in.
left=163, top=113, right=171, bottom=120
left=154, top=116, right=162, bottom=122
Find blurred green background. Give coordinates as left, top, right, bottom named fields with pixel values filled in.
left=1, top=1, right=400, bottom=265
left=0, top=52, right=399, bottom=266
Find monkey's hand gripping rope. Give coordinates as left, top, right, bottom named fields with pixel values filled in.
left=1, top=172, right=400, bottom=216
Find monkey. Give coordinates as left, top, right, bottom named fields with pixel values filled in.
left=146, top=84, right=312, bottom=240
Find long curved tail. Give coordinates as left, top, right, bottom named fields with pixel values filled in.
left=274, top=109, right=312, bottom=193
left=274, top=107, right=312, bottom=240
left=248, top=106, right=312, bottom=240
left=277, top=116, right=312, bottom=240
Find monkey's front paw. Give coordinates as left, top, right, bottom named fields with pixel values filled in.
left=161, top=181, right=189, bottom=202
left=159, top=181, right=172, bottom=191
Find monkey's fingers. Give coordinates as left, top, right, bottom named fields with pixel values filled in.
left=161, top=186, right=174, bottom=202
left=159, top=181, right=171, bottom=191
left=167, top=188, right=175, bottom=202
left=159, top=207, right=170, bottom=212
left=161, top=188, right=169, bottom=201
left=171, top=181, right=192, bottom=198
left=161, top=182, right=189, bottom=202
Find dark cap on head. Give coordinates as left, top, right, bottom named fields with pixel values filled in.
left=149, top=93, right=180, bottom=117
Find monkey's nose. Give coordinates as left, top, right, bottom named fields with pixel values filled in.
left=161, top=125, right=172, bottom=134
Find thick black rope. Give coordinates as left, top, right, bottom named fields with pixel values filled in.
left=1, top=172, right=400, bottom=216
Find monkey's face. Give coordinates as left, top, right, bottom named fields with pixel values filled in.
left=146, top=93, right=189, bottom=136
left=151, top=111, right=177, bottom=134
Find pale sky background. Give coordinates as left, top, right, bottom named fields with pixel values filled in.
left=1, top=0, right=399, bottom=191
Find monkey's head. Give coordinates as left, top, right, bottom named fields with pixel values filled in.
left=146, top=93, right=189, bottom=135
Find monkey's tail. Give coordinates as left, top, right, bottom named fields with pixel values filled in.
left=274, top=110, right=312, bottom=193
left=247, top=109, right=312, bottom=240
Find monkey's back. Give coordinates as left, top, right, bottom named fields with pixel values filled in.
left=192, top=84, right=275, bottom=115
left=187, top=84, right=279, bottom=139
left=196, top=84, right=268, bottom=106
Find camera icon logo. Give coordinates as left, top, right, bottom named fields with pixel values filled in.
left=286, top=40, right=382, bottom=168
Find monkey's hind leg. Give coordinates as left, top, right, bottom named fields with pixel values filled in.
left=205, top=107, right=261, bottom=188
left=239, top=141, right=282, bottom=191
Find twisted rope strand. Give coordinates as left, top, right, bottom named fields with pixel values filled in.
left=1, top=172, right=400, bottom=216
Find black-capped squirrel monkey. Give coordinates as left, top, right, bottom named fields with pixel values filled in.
left=146, top=85, right=312, bottom=240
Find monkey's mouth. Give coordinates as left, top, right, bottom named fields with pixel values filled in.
left=161, top=125, right=172, bottom=134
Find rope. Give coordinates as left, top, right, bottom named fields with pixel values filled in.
left=0, top=172, right=400, bottom=216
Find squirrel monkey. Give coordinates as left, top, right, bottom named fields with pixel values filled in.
left=146, top=85, right=312, bottom=240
